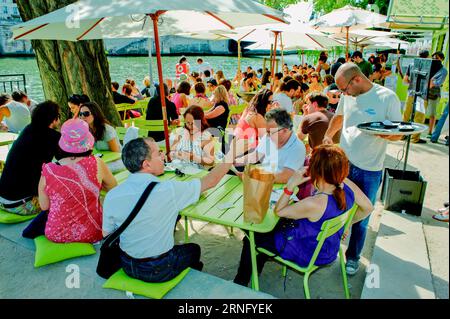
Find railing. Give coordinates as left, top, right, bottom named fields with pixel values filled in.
left=0, top=74, right=27, bottom=94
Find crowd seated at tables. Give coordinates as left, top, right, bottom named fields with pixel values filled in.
left=2, top=50, right=447, bottom=290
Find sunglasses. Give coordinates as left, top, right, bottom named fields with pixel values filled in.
left=175, top=168, right=185, bottom=177
left=266, top=127, right=283, bottom=136
left=78, top=111, right=92, bottom=118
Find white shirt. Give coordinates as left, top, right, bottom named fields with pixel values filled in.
left=29, top=99, right=38, bottom=114
left=4, top=101, right=31, bottom=133
left=197, top=62, right=212, bottom=75
left=256, top=133, right=305, bottom=173
left=272, top=93, right=294, bottom=113
left=103, top=173, right=201, bottom=258
left=336, top=84, right=402, bottom=171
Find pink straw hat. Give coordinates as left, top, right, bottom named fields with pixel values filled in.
left=58, top=118, right=95, bottom=153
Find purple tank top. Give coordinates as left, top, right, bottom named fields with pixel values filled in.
left=274, top=184, right=355, bottom=267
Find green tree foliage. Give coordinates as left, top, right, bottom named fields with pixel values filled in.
left=261, top=0, right=390, bottom=16
left=260, top=0, right=300, bottom=10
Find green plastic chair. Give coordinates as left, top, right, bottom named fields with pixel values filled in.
left=115, top=126, right=147, bottom=143
left=116, top=103, right=141, bottom=121
left=131, top=119, right=165, bottom=133
left=256, top=204, right=358, bottom=299
left=227, top=103, right=248, bottom=127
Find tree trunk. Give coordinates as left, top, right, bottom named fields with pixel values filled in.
left=15, top=0, right=122, bottom=126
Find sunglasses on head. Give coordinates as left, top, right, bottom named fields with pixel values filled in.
left=78, top=111, right=91, bottom=118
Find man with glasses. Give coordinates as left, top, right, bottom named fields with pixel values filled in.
left=103, top=136, right=244, bottom=283
left=323, top=63, right=402, bottom=276
left=235, top=108, right=306, bottom=184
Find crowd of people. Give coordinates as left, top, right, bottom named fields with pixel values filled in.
left=0, top=50, right=448, bottom=289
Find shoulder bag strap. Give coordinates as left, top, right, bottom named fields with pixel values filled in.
left=103, top=181, right=158, bottom=248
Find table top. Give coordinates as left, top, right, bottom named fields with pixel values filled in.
left=107, top=169, right=280, bottom=233
left=93, top=150, right=122, bottom=163
left=0, top=132, right=18, bottom=146
left=357, top=122, right=428, bottom=136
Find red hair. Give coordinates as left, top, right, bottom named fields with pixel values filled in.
left=309, top=145, right=349, bottom=210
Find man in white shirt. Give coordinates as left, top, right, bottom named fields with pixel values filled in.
left=196, top=58, right=213, bottom=77
left=323, top=63, right=402, bottom=276
left=12, top=90, right=38, bottom=114
left=0, top=93, right=31, bottom=133
left=103, top=137, right=242, bottom=283
left=235, top=108, right=306, bottom=184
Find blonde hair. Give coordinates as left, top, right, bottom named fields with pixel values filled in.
left=214, top=85, right=229, bottom=104
left=143, top=76, right=151, bottom=87
left=215, top=70, right=225, bottom=82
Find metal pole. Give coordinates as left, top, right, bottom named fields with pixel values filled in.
left=237, top=39, right=241, bottom=76
left=271, top=31, right=279, bottom=91
left=148, top=35, right=154, bottom=87
left=346, top=26, right=350, bottom=61
left=150, top=12, right=171, bottom=158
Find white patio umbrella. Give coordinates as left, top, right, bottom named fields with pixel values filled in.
left=182, top=22, right=341, bottom=84
left=331, top=29, right=399, bottom=51
left=312, top=5, right=388, bottom=60
left=361, top=37, right=409, bottom=50
left=12, top=0, right=286, bottom=156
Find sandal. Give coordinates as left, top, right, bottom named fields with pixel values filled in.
left=432, top=210, right=449, bottom=223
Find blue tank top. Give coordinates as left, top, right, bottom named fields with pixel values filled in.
left=274, top=184, right=355, bottom=267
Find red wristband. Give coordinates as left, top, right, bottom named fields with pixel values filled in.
left=284, top=187, right=294, bottom=196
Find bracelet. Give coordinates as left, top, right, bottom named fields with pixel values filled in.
left=283, top=187, right=294, bottom=196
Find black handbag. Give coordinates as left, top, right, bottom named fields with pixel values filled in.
left=96, top=181, right=158, bottom=279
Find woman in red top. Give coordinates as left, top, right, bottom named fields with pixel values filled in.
left=234, top=89, right=271, bottom=150
left=38, top=119, right=117, bottom=243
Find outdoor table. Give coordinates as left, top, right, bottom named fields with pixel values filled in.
left=0, top=132, right=18, bottom=147
left=93, top=150, right=121, bottom=163
left=238, top=91, right=257, bottom=103
left=101, top=168, right=281, bottom=291
left=179, top=173, right=281, bottom=291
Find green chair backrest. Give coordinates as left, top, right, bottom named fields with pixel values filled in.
left=116, top=100, right=148, bottom=121
left=229, top=103, right=248, bottom=116
left=227, top=103, right=248, bottom=126
left=133, top=99, right=149, bottom=116
left=305, top=204, right=358, bottom=270
left=115, top=127, right=147, bottom=143
left=115, top=103, right=137, bottom=121
left=132, top=119, right=165, bottom=132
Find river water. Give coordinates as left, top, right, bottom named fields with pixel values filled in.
left=0, top=55, right=302, bottom=101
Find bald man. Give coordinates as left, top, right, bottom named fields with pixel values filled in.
left=323, top=63, right=402, bottom=276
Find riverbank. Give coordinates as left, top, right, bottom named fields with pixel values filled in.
left=0, top=55, right=302, bottom=101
